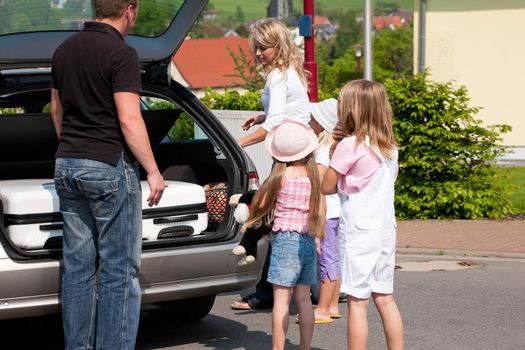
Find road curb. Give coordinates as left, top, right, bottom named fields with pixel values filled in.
left=397, top=247, right=525, bottom=260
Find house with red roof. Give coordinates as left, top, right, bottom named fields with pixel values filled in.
left=372, top=16, right=405, bottom=31
left=314, top=16, right=332, bottom=27
left=170, top=37, right=255, bottom=96
left=313, top=15, right=337, bottom=41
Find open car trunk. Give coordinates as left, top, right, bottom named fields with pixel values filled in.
left=0, top=79, right=248, bottom=260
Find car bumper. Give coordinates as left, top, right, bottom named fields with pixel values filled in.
left=0, top=240, right=267, bottom=320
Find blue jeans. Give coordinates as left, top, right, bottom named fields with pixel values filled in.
left=54, top=155, right=142, bottom=350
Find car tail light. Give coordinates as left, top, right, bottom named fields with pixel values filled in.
left=248, top=171, right=260, bottom=191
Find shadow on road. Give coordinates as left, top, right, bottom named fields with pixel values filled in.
left=0, top=309, right=324, bottom=349
left=0, top=314, right=64, bottom=348
left=137, top=313, right=323, bottom=350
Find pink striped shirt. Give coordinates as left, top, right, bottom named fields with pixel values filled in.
left=272, top=176, right=311, bottom=234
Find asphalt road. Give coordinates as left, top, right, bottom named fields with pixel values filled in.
left=2, top=255, right=525, bottom=350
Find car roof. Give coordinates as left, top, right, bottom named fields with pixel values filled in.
left=0, top=0, right=208, bottom=70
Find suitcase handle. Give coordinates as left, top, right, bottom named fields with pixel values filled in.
left=39, top=223, right=64, bottom=231
left=153, top=214, right=198, bottom=225
left=158, top=225, right=195, bottom=239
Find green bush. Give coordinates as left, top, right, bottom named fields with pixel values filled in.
left=200, top=88, right=263, bottom=111
left=0, top=107, right=24, bottom=114
left=385, top=73, right=514, bottom=219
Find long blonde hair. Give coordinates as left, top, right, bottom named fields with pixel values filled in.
left=248, top=18, right=307, bottom=86
left=337, top=80, right=396, bottom=159
left=317, top=130, right=334, bottom=148
left=242, top=153, right=325, bottom=237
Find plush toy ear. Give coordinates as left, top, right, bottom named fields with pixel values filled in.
left=233, top=203, right=250, bottom=223
left=229, top=193, right=243, bottom=206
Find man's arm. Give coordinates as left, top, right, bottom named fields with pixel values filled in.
left=114, top=91, right=164, bottom=207
left=50, top=88, right=63, bottom=138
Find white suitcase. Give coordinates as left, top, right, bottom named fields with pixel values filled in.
left=0, top=179, right=208, bottom=250
left=140, top=181, right=208, bottom=240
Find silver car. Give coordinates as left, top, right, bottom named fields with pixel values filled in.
left=0, top=0, right=265, bottom=322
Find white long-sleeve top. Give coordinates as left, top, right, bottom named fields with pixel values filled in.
left=260, top=67, right=311, bottom=132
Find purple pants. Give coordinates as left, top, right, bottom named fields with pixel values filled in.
left=319, top=218, right=340, bottom=282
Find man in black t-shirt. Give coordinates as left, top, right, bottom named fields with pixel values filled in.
left=50, top=1, right=164, bottom=349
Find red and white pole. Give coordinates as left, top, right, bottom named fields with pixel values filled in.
left=303, top=0, right=318, bottom=101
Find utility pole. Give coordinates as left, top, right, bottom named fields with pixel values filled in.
left=302, top=0, right=318, bottom=101
left=418, top=0, right=427, bottom=74
left=363, top=0, right=373, bottom=80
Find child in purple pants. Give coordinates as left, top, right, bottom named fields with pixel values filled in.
left=310, top=98, right=341, bottom=323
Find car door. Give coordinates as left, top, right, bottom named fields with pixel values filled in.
left=0, top=0, right=208, bottom=74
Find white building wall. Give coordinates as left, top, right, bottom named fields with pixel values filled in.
left=414, top=0, right=525, bottom=164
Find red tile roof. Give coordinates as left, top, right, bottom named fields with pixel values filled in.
left=372, top=16, right=404, bottom=30
left=314, top=16, right=332, bottom=26
left=172, top=37, right=255, bottom=89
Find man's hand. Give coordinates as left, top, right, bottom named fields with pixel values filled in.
left=146, top=171, right=165, bottom=207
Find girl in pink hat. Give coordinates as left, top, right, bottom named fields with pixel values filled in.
left=322, top=80, right=404, bottom=350
left=242, top=120, right=325, bottom=350
left=232, top=18, right=312, bottom=312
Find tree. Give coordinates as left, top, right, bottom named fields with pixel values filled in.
left=374, top=0, right=401, bottom=15
left=226, top=46, right=264, bottom=92
left=234, top=24, right=249, bottom=38
left=132, top=0, right=178, bottom=37
left=332, top=9, right=363, bottom=59
left=373, top=26, right=413, bottom=81
left=0, top=0, right=60, bottom=34
left=235, top=6, right=245, bottom=23
left=317, top=47, right=362, bottom=98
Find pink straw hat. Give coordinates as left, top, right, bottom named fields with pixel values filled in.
left=265, top=121, right=319, bottom=162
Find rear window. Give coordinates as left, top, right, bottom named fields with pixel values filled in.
left=0, top=0, right=185, bottom=37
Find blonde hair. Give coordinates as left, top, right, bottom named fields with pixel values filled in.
left=248, top=18, right=307, bottom=86
left=337, top=80, right=396, bottom=159
left=242, top=154, right=325, bottom=237
left=317, top=130, right=334, bottom=148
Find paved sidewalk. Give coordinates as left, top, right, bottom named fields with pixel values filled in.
left=396, top=219, right=525, bottom=258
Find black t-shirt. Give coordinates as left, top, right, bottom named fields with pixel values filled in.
left=51, top=21, right=142, bottom=166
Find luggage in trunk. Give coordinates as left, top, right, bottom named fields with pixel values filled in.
left=0, top=179, right=208, bottom=250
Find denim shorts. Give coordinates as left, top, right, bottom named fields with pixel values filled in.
left=267, top=230, right=318, bottom=287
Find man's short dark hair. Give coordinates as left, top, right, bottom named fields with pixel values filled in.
left=94, top=0, right=138, bottom=19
